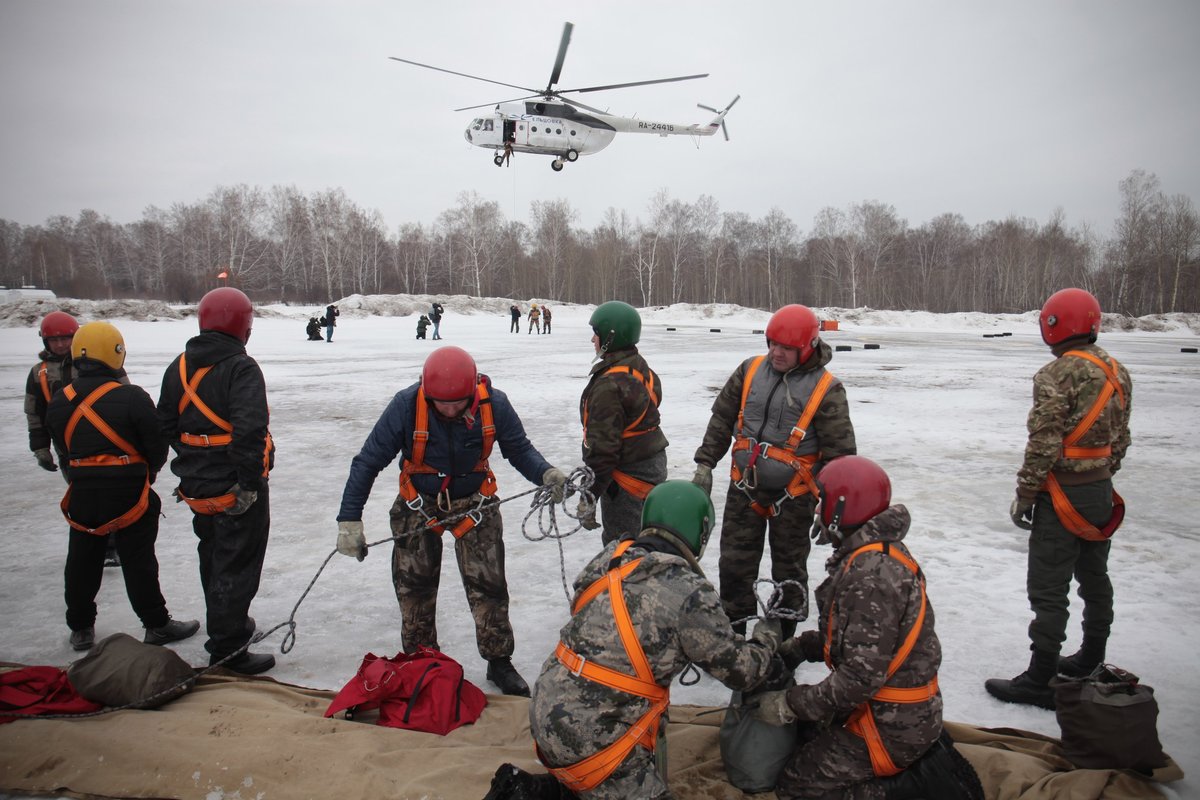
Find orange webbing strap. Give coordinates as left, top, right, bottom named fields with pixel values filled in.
left=546, top=541, right=670, bottom=792
left=176, top=355, right=234, bottom=446
left=1043, top=473, right=1125, bottom=542
left=398, top=382, right=497, bottom=538
left=175, top=490, right=237, bottom=516
left=1039, top=351, right=1126, bottom=540
left=59, top=383, right=151, bottom=536
left=730, top=368, right=833, bottom=518
left=735, top=356, right=766, bottom=436
left=581, top=365, right=661, bottom=442
left=827, top=542, right=937, bottom=777
left=38, top=362, right=52, bottom=403
left=611, top=470, right=655, bottom=500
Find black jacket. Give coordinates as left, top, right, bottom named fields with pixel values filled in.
left=158, top=331, right=274, bottom=496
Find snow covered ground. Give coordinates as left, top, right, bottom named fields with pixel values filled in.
left=1, top=297, right=1197, bottom=798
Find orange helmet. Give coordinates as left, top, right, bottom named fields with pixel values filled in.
left=813, top=456, right=891, bottom=543
left=422, top=346, right=477, bottom=401
left=1040, top=288, right=1101, bottom=346
left=198, top=287, right=254, bottom=343
left=766, top=304, right=820, bottom=361
left=40, top=311, right=79, bottom=342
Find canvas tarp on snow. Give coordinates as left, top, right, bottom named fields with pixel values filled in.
left=0, top=668, right=1182, bottom=800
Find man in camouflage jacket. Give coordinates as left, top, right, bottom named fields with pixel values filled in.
left=692, top=309, right=855, bottom=635
left=754, top=456, right=943, bottom=800
left=987, top=288, right=1133, bottom=709
left=580, top=302, right=668, bottom=544
left=530, top=484, right=780, bottom=800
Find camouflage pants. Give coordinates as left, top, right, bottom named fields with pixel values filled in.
left=1027, top=480, right=1115, bottom=654
left=775, top=722, right=887, bottom=800
left=599, top=450, right=668, bottom=546
left=717, top=483, right=814, bottom=629
left=388, top=493, right=514, bottom=660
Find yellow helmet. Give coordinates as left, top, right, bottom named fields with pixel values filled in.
left=71, top=321, right=126, bottom=370
left=531, top=302, right=538, bottom=308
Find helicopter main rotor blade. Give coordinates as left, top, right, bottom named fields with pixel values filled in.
left=546, top=22, right=574, bottom=91
left=454, top=94, right=543, bottom=112
left=389, top=57, right=539, bottom=95
left=563, top=73, right=709, bottom=94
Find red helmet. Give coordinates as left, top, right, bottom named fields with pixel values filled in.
left=40, top=311, right=79, bottom=340
left=766, top=304, right=820, bottom=361
left=198, top=287, right=254, bottom=343
left=422, top=346, right=478, bottom=401
left=816, top=455, right=892, bottom=529
left=1040, top=288, right=1101, bottom=346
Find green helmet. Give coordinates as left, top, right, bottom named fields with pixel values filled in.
left=590, top=301, right=641, bottom=352
left=640, top=480, right=715, bottom=557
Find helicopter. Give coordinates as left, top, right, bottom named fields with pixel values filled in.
left=389, top=22, right=739, bottom=172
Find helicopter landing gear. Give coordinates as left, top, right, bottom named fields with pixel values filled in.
left=550, top=159, right=564, bottom=172
left=565, top=149, right=579, bottom=162
left=494, top=154, right=505, bottom=166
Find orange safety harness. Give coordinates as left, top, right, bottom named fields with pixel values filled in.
left=827, top=541, right=938, bottom=778
left=173, top=354, right=273, bottom=515
left=1042, top=350, right=1126, bottom=542
left=541, top=540, right=670, bottom=792
left=37, top=361, right=55, bottom=403
left=58, top=382, right=150, bottom=536
left=731, top=355, right=835, bottom=518
left=398, top=381, right=498, bottom=538
left=582, top=365, right=662, bottom=500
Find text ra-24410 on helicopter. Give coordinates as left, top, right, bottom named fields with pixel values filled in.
left=389, top=22, right=739, bottom=172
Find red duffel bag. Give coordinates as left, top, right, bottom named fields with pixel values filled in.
left=1, top=666, right=103, bottom=723
left=324, top=647, right=487, bottom=735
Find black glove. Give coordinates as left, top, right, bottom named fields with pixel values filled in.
left=1010, top=494, right=1035, bottom=530
left=225, top=484, right=258, bottom=516
left=34, top=448, right=58, bottom=472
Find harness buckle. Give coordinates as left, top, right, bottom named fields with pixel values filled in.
left=405, top=495, right=426, bottom=513
left=569, top=654, right=586, bottom=677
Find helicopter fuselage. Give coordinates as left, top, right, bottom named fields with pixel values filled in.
left=465, top=101, right=618, bottom=159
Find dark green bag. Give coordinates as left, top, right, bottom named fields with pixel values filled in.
left=719, top=684, right=797, bottom=792
left=67, top=632, right=196, bottom=709
left=1052, top=664, right=1167, bottom=773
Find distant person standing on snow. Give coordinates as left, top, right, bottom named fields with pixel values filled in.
left=690, top=303, right=856, bottom=636
left=430, top=302, right=444, bottom=340
left=324, top=304, right=339, bottom=342
left=416, top=314, right=430, bottom=340
left=333, top=346, right=569, bottom=697
left=578, top=301, right=668, bottom=544
left=509, top=304, right=521, bottom=334
left=986, top=288, right=1133, bottom=710
left=541, top=305, right=552, bottom=334
left=158, top=288, right=276, bottom=675
left=527, top=303, right=541, bottom=334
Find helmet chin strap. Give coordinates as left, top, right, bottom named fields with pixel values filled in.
left=592, top=330, right=615, bottom=363
left=811, top=495, right=846, bottom=547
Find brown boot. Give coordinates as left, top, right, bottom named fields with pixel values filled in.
left=1058, top=635, right=1106, bottom=678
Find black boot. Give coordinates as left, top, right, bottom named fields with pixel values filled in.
left=1058, top=635, right=1106, bottom=678
left=881, top=731, right=984, bottom=800
left=984, top=647, right=1057, bottom=710
left=482, top=763, right=575, bottom=800
left=487, top=657, right=531, bottom=697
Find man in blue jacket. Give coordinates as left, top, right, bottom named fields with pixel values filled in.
left=335, top=346, right=568, bottom=697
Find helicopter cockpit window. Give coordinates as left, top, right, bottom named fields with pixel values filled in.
left=472, top=119, right=483, bottom=130
left=483, top=119, right=494, bottom=131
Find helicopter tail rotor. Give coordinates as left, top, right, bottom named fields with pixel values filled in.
left=698, top=94, right=740, bottom=141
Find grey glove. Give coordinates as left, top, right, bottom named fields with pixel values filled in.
left=34, top=448, right=58, bottom=472
left=542, top=467, right=568, bottom=504
left=750, top=617, right=783, bottom=653
left=692, top=464, right=713, bottom=496
left=577, top=498, right=601, bottom=531
left=1010, top=494, right=1034, bottom=530
left=751, top=689, right=798, bottom=726
left=336, top=520, right=367, bottom=561
left=225, top=484, right=258, bottom=516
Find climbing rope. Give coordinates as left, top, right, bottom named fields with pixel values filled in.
left=519, top=466, right=596, bottom=604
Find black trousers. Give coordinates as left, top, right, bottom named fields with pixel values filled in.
left=64, top=488, right=168, bottom=631
left=191, top=483, right=270, bottom=658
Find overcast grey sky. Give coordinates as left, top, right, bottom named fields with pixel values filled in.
left=1, top=0, right=1197, bottom=238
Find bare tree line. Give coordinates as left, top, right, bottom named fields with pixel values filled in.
left=1, top=170, right=1196, bottom=314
